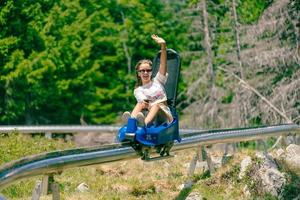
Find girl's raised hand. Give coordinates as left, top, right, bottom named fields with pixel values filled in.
left=151, top=34, right=166, bottom=45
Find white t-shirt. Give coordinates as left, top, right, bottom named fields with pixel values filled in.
left=134, top=72, right=168, bottom=106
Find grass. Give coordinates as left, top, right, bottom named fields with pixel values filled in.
left=0, top=133, right=75, bottom=165
left=0, top=133, right=74, bottom=199
left=0, top=133, right=299, bottom=199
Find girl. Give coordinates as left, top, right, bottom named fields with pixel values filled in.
left=123, top=34, right=173, bottom=126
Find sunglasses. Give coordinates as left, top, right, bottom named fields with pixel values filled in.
left=138, top=69, right=152, bottom=73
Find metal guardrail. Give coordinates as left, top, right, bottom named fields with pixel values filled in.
left=0, top=125, right=201, bottom=135
left=0, top=123, right=299, bottom=190
left=0, top=125, right=119, bottom=133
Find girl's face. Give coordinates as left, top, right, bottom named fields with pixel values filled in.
left=138, top=63, right=152, bottom=85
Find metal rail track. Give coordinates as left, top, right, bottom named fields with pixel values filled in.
left=0, top=124, right=299, bottom=190
left=0, top=125, right=119, bottom=134
left=0, top=125, right=200, bottom=135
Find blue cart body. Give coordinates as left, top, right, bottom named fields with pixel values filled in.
left=118, top=117, right=181, bottom=146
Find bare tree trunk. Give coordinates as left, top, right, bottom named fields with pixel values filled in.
left=201, top=0, right=217, bottom=124
left=232, top=0, right=243, bottom=79
left=120, top=11, right=132, bottom=105
left=122, top=43, right=131, bottom=74
left=201, top=0, right=215, bottom=85
left=219, top=66, right=295, bottom=150
left=231, top=0, right=248, bottom=127
left=219, top=67, right=293, bottom=123
left=120, top=11, right=132, bottom=74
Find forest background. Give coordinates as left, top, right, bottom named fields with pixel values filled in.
left=0, top=0, right=299, bottom=128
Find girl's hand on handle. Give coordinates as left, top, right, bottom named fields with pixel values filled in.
left=142, top=100, right=149, bottom=110
left=151, top=34, right=166, bottom=46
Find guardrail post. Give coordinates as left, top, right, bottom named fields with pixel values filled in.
left=51, top=181, right=60, bottom=200
left=38, top=174, right=60, bottom=200
left=183, top=146, right=204, bottom=188
left=45, top=132, right=53, bottom=139
left=32, top=180, right=42, bottom=200
left=41, top=175, right=50, bottom=195
left=205, top=147, right=215, bottom=174
left=187, top=145, right=203, bottom=177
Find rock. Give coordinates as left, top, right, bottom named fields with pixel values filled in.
left=285, top=144, right=300, bottom=169
left=259, top=167, right=286, bottom=196
left=256, top=152, right=278, bottom=169
left=76, top=182, right=89, bottom=193
left=210, top=156, right=223, bottom=169
left=255, top=152, right=286, bottom=197
left=276, top=148, right=285, bottom=158
left=243, top=185, right=251, bottom=198
left=178, top=181, right=194, bottom=190
left=185, top=192, right=203, bottom=200
left=239, top=156, right=252, bottom=179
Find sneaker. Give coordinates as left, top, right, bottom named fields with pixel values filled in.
left=122, top=111, right=131, bottom=123
left=136, top=112, right=145, bottom=126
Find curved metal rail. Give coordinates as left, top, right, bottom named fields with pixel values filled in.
left=0, top=125, right=119, bottom=134
left=0, top=125, right=200, bottom=135
left=0, top=124, right=299, bottom=190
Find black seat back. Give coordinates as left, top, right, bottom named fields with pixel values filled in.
left=152, top=49, right=181, bottom=112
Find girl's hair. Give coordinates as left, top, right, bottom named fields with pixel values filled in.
left=135, top=59, right=152, bottom=87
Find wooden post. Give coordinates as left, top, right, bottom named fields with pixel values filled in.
left=41, top=175, right=50, bottom=195
left=51, top=182, right=60, bottom=200
left=184, top=146, right=205, bottom=189
left=45, top=132, right=53, bottom=139
left=187, top=146, right=203, bottom=177
left=32, top=180, right=42, bottom=200
left=205, top=148, right=215, bottom=174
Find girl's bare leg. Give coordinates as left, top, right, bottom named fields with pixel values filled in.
left=131, top=103, right=144, bottom=118
left=145, top=104, right=173, bottom=125
left=145, top=104, right=161, bottom=125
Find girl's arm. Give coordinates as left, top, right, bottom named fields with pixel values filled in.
left=151, top=34, right=167, bottom=76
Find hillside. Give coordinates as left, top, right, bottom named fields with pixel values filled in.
left=179, top=0, right=299, bottom=129
left=0, top=133, right=299, bottom=199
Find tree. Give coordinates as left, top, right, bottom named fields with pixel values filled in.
left=0, top=0, right=188, bottom=124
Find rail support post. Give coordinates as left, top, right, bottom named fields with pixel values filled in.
left=45, top=132, right=53, bottom=139
left=47, top=174, right=60, bottom=200
left=33, top=174, right=60, bottom=200
left=187, top=145, right=203, bottom=177
left=184, top=146, right=204, bottom=188
left=32, top=180, right=42, bottom=200
left=51, top=181, right=60, bottom=200
left=205, top=147, right=215, bottom=174
left=41, top=175, right=50, bottom=195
